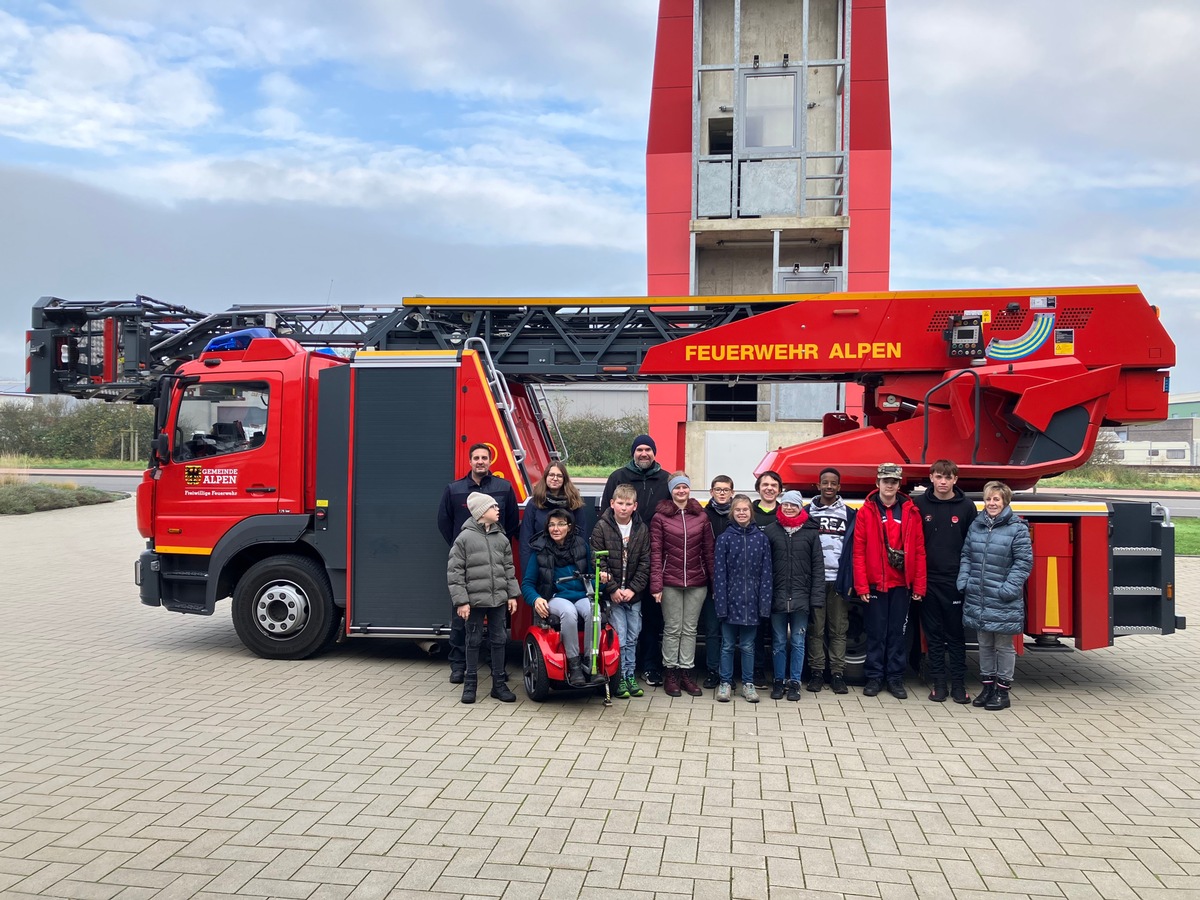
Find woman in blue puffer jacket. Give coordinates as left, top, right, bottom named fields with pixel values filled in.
left=957, top=481, right=1033, bottom=711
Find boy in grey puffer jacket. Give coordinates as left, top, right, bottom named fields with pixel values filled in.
left=447, top=493, right=521, bottom=704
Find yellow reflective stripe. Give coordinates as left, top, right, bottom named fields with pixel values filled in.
left=156, top=545, right=212, bottom=556
left=1044, top=557, right=1061, bottom=628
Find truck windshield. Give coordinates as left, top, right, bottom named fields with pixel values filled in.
left=171, top=381, right=270, bottom=462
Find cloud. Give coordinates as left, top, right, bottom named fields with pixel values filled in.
left=0, top=15, right=218, bottom=151
left=888, top=0, right=1200, bottom=391
left=0, top=164, right=647, bottom=382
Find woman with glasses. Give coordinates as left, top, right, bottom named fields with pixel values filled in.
left=519, top=462, right=592, bottom=563
left=522, top=508, right=604, bottom=687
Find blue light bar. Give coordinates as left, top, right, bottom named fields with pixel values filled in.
left=203, top=328, right=275, bottom=352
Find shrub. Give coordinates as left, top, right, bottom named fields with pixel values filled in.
left=0, top=483, right=124, bottom=515
left=0, top=399, right=154, bottom=461
left=554, top=410, right=650, bottom=469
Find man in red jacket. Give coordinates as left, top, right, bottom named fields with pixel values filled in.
left=852, top=463, right=927, bottom=699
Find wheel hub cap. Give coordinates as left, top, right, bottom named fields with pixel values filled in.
left=254, top=581, right=311, bottom=637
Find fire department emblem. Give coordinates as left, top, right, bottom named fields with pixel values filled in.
left=184, top=465, right=203, bottom=485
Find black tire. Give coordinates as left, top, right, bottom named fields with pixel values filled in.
left=523, top=635, right=550, bottom=701
left=231, top=554, right=337, bottom=660
left=842, top=601, right=868, bottom=685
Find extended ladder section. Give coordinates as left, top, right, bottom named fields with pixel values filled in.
left=27, top=294, right=797, bottom=402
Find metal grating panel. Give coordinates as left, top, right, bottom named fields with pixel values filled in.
left=990, top=308, right=1029, bottom=333
left=1057, top=307, right=1094, bottom=329
left=927, top=310, right=953, bottom=333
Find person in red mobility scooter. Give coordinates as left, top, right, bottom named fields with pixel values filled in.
left=521, top=508, right=620, bottom=701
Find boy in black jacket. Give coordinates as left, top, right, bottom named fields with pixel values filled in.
left=591, top=483, right=651, bottom=699
left=912, top=459, right=978, bottom=703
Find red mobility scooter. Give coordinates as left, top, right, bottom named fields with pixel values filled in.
left=521, top=550, right=621, bottom=702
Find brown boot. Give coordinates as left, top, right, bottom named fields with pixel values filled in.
left=679, top=669, right=703, bottom=697
left=664, top=668, right=682, bottom=697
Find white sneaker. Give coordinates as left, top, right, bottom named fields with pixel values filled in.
left=716, top=682, right=731, bottom=702
left=742, top=682, right=760, bottom=703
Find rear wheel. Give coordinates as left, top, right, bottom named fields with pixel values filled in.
left=523, top=635, right=550, bottom=701
left=232, top=555, right=337, bottom=660
left=842, top=602, right=867, bottom=685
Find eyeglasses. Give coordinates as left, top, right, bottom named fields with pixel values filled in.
left=547, top=521, right=570, bottom=529
left=546, top=472, right=564, bottom=480
left=711, top=486, right=732, bottom=494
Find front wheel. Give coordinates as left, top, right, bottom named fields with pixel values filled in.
left=232, top=555, right=337, bottom=659
left=523, top=634, right=550, bottom=701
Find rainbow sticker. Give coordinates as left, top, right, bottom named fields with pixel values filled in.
left=987, top=313, right=1054, bottom=361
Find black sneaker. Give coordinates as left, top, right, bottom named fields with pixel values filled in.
left=830, top=673, right=848, bottom=694
left=703, top=671, right=720, bottom=690
left=887, top=680, right=908, bottom=700
left=786, top=680, right=802, bottom=702
left=754, top=670, right=769, bottom=689
left=770, top=679, right=785, bottom=700
left=449, top=669, right=465, bottom=685
left=863, top=678, right=882, bottom=697
left=643, top=670, right=664, bottom=687
left=806, top=673, right=824, bottom=693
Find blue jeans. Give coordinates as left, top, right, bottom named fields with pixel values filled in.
left=771, top=610, right=808, bottom=682
left=609, top=600, right=642, bottom=678
left=719, top=621, right=757, bottom=685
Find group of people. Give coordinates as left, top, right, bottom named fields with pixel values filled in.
left=440, top=436, right=1034, bottom=711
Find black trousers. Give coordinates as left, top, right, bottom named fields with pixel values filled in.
left=864, top=586, right=911, bottom=682
left=450, top=609, right=494, bottom=673
left=920, top=578, right=968, bottom=683
left=636, top=589, right=663, bottom=674
left=464, top=607, right=508, bottom=681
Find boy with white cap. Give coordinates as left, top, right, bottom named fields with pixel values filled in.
left=447, top=492, right=521, bottom=704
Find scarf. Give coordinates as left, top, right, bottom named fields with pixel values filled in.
left=542, top=492, right=570, bottom=510
left=550, top=534, right=580, bottom=566
left=776, top=507, right=809, bottom=529
left=707, top=498, right=732, bottom=517
left=624, top=458, right=663, bottom=478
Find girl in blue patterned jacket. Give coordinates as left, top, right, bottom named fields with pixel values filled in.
left=713, top=495, right=774, bottom=703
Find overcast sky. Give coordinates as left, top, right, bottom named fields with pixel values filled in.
left=2, top=1, right=1197, bottom=394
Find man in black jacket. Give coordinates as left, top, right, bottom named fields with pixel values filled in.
left=701, top=475, right=736, bottom=688
left=438, top=443, right=520, bottom=684
left=912, top=459, right=978, bottom=703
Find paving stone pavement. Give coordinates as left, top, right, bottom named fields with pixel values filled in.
left=2, top=499, right=1199, bottom=900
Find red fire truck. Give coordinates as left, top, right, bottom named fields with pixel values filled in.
left=25, top=285, right=1182, bottom=670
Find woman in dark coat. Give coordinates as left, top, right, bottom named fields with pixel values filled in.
left=521, top=509, right=603, bottom=688
left=957, top=481, right=1033, bottom=710
left=763, top=490, right=824, bottom=701
left=519, top=462, right=592, bottom=563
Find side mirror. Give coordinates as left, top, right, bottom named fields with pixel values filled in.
left=154, top=432, right=170, bottom=463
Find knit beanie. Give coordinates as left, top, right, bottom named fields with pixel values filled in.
left=466, top=492, right=498, bottom=521
left=630, top=434, right=657, bottom=457
left=779, top=490, right=805, bottom=508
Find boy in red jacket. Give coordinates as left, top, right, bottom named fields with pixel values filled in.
left=852, top=463, right=927, bottom=699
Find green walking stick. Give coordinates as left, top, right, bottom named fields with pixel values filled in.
left=593, top=550, right=611, bottom=706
